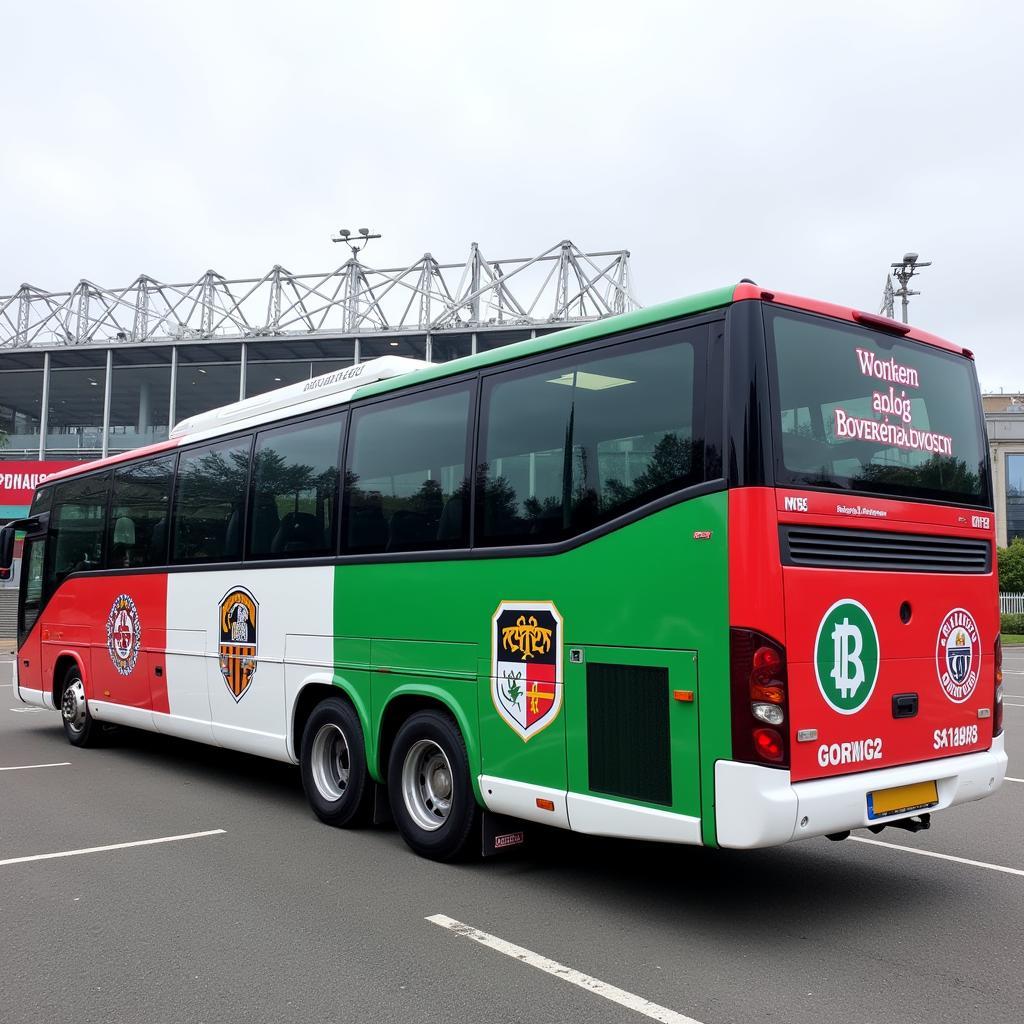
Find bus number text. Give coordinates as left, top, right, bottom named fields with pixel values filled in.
left=817, top=737, right=883, bottom=768
left=933, top=725, right=978, bottom=750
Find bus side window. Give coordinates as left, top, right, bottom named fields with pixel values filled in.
left=47, top=473, right=111, bottom=588
left=342, top=383, right=472, bottom=554
left=477, top=323, right=709, bottom=546
left=247, top=413, right=343, bottom=560
left=107, top=455, right=176, bottom=568
left=171, top=436, right=253, bottom=563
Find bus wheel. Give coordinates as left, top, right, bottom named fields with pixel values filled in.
left=60, top=665, right=100, bottom=748
left=388, top=710, right=480, bottom=862
left=300, top=697, right=372, bottom=828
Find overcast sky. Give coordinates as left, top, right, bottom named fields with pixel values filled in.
left=1, top=1, right=1020, bottom=389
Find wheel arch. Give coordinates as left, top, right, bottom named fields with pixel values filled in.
left=376, top=685, right=482, bottom=802
left=290, top=671, right=372, bottom=764
left=51, top=649, right=88, bottom=710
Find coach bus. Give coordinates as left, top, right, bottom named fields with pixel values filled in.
left=1, top=282, right=1007, bottom=861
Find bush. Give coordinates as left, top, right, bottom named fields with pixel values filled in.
left=997, top=537, right=1024, bottom=593
left=1001, top=613, right=1024, bottom=635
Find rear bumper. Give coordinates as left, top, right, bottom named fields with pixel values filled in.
left=715, top=734, right=1007, bottom=849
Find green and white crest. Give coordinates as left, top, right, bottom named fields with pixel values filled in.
left=814, top=599, right=879, bottom=715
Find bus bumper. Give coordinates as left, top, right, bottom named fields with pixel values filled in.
left=714, top=734, right=1007, bottom=849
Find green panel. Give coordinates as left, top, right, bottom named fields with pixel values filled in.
left=566, top=648, right=699, bottom=817
left=371, top=638, right=477, bottom=678
left=332, top=490, right=731, bottom=839
left=335, top=636, right=370, bottom=668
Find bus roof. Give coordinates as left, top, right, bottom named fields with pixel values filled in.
left=40, top=281, right=969, bottom=487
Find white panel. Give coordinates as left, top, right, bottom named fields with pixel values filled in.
left=89, top=701, right=154, bottom=731
left=16, top=687, right=49, bottom=710
left=566, top=792, right=702, bottom=845
left=162, top=625, right=213, bottom=743
left=479, top=775, right=570, bottom=829
left=169, top=566, right=333, bottom=761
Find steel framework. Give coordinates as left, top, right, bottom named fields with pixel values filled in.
left=0, top=240, right=637, bottom=349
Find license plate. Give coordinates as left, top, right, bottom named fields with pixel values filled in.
left=867, top=780, right=938, bottom=820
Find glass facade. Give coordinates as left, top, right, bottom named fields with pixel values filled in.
left=0, top=328, right=534, bottom=463
left=1007, top=454, right=1024, bottom=543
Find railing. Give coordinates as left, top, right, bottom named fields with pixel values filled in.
left=999, top=593, right=1024, bottom=614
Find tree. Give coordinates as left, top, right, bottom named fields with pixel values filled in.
left=997, top=537, right=1024, bottom=593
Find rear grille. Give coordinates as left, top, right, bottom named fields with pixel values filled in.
left=780, top=525, right=991, bottom=573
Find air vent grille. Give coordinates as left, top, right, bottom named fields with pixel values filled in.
left=780, top=525, right=990, bottom=574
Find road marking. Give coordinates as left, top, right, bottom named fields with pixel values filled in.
left=850, top=836, right=1024, bottom=878
left=427, top=914, right=701, bottom=1024
left=0, top=829, right=226, bottom=868
left=1005, top=776, right=1023, bottom=783
left=0, top=761, right=70, bottom=772
left=9, top=707, right=44, bottom=713
left=1003, top=701, right=1024, bottom=708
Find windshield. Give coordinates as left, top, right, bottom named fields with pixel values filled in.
left=766, top=307, right=989, bottom=507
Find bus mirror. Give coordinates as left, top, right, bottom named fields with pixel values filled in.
left=0, top=516, right=40, bottom=570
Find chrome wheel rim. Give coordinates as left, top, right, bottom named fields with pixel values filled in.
left=401, top=739, right=453, bottom=832
left=310, top=723, right=350, bottom=802
left=61, top=678, right=87, bottom=735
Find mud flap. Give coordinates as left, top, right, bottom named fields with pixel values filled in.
left=481, top=809, right=528, bottom=857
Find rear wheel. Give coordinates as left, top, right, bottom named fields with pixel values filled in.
left=60, top=665, right=101, bottom=748
left=300, top=697, right=373, bottom=828
left=387, top=709, right=479, bottom=861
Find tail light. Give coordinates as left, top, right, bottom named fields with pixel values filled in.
left=994, top=635, right=1004, bottom=737
left=730, top=627, right=789, bottom=768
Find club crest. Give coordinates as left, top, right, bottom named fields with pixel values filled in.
left=491, top=601, right=563, bottom=741
left=935, top=607, right=980, bottom=704
left=218, top=587, right=258, bottom=702
left=106, top=594, right=141, bottom=676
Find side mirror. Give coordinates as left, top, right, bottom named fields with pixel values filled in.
left=0, top=516, right=40, bottom=570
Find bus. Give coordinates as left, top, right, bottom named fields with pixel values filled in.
left=1, top=282, right=1007, bottom=861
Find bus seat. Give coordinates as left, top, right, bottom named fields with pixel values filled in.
left=271, top=511, right=325, bottom=554
left=347, top=497, right=388, bottom=551
left=251, top=494, right=281, bottom=554
left=388, top=509, right=431, bottom=551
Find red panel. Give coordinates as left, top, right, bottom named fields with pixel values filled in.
left=731, top=283, right=967, bottom=356
left=728, top=488, right=786, bottom=643
left=39, top=573, right=169, bottom=712
left=43, top=438, right=181, bottom=485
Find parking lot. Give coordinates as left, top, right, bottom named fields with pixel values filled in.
left=2, top=653, right=1022, bottom=1024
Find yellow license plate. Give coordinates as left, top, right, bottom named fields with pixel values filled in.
left=867, top=780, right=938, bottom=820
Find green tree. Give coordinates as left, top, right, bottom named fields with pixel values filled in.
left=997, top=537, right=1024, bottom=593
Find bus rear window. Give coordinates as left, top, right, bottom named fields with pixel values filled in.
left=766, top=308, right=989, bottom=506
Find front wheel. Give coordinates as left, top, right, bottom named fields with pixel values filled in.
left=300, top=697, right=373, bottom=828
left=60, top=665, right=101, bottom=748
left=387, top=710, right=480, bottom=861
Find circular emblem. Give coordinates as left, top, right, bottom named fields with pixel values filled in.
left=106, top=594, right=141, bottom=677
left=814, top=599, right=880, bottom=715
left=935, top=608, right=981, bottom=703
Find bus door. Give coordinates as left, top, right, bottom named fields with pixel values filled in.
left=564, top=646, right=701, bottom=826
left=16, top=527, right=48, bottom=700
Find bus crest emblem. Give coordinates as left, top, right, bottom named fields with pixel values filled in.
left=106, top=594, right=141, bottom=676
left=491, top=601, right=563, bottom=741
left=218, top=587, right=259, bottom=702
left=936, top=608, right=980, bottom=704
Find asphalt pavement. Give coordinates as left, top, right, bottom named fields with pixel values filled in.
left=2, top=653, right=1022, bottom=1024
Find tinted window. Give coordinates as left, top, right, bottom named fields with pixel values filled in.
left=768, top=308, right=988, bottom=506
left=47, top=473, right=110, bottom=587
left=172, top=437, right=252, bottom=562
left=477, top=327, right=707, bottom=545
left=107, top=456, right=175, bottom=568
left=30, top=486, right=52, bottom=516
left=343, top=384, right=471, bottom=553
left=248, top=415, right=343, bottom=559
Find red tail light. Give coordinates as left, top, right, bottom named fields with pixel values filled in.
left=994, top=635, right=1004, bottom=737
left=730, top=628, right=790, bottom=768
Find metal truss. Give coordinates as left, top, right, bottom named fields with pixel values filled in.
left=0, top=240, right=638, bottom=349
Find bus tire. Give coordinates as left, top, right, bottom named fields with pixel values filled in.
left=387, top=709, right=480, bottom=862
left=300, top=697, right=373, bottom=828
left=60, top=664, right=101, bottom=748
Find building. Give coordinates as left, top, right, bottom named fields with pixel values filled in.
left=983, top=393, right=1024, bottom=547
left=0, top=241, right=637, bottom=536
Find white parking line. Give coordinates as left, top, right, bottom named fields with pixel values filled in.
left=1005, top=777, right=1024, bottom=783
left=0, top=829, right=226, bottom=867
left=850, top=836, right=1024, bottom=877
left=0, top=762, right=70, bottom=772
left=1003, top=701, right=1024, bottom=708
left=427, top=914, right=701, bottom=1024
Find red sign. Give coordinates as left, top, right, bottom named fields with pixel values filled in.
left=0, top=461, right=84, bottom=506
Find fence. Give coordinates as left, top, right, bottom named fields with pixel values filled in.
left=1000, top=593, right=1024, bottom=614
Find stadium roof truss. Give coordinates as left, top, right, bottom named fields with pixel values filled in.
left=0, top=240, right=638, bottom=349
